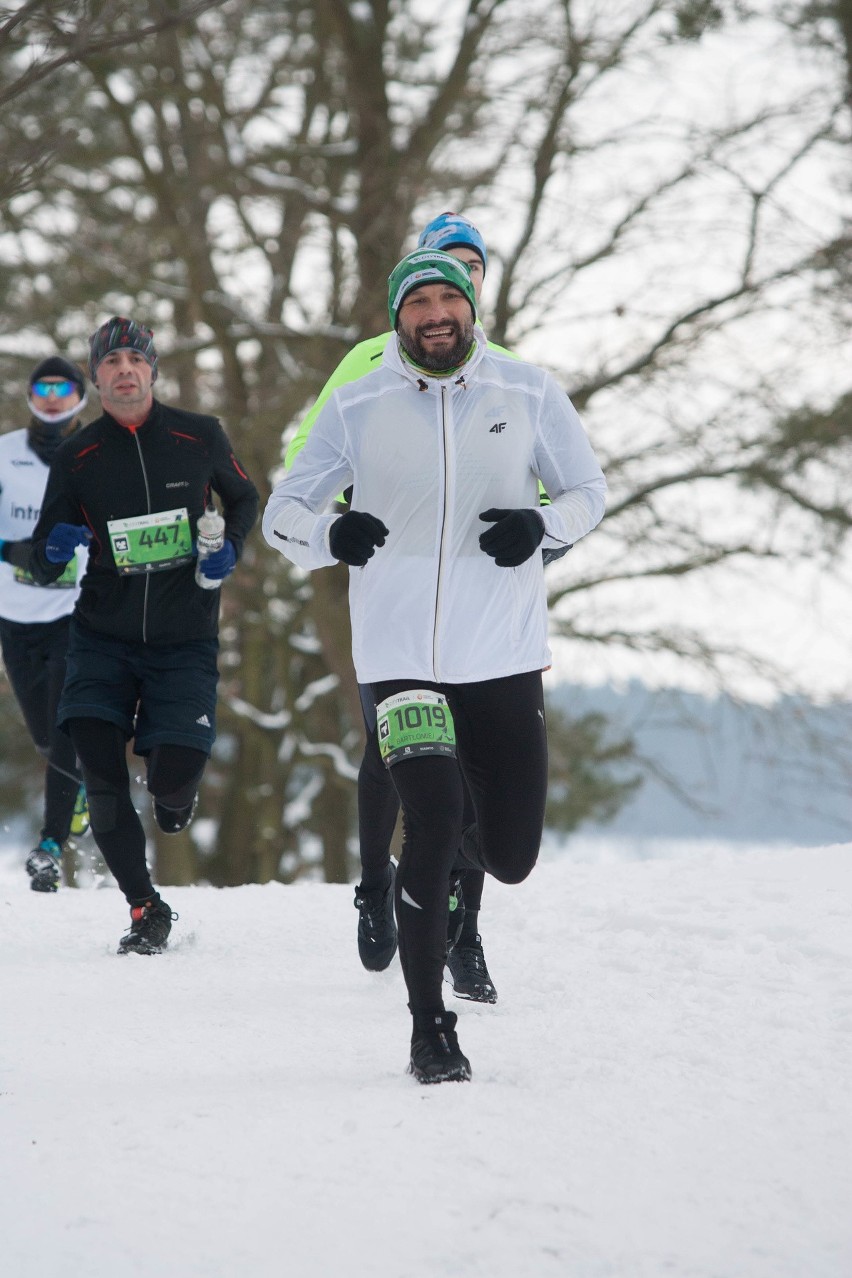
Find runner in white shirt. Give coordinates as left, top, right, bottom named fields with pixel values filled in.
left=0, top=357, right=89, bottom=891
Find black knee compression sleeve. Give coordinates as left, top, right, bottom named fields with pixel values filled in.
left=67, top=718, right=129, bottom=829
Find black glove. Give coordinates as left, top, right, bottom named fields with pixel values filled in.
left=478, top=508, right=544, bottom=567
left=329, top=511, right=389, bottom=566
left=1, top=539, right=33, bottom=570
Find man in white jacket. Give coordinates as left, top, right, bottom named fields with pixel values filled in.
left=264, top=249, right=606, bottom=1083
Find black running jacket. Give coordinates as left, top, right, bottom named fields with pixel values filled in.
left=30, top=400, right=259, bottom=645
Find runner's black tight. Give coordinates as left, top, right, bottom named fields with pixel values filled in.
left=0, top=617, right=81, bottom=845
left=67, top=717, right=205, bottom=901
left=357, top=684, right=484, bottom=908
left=370, top=671, right=548, bottom=1014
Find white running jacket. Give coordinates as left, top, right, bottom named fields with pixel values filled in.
left=263, top=329, right=606, bottom=684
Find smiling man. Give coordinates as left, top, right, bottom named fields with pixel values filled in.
left=264, top=250, right=606, bottom=1083
left=286, top=216, right=508, bottom=1006
left=394, top=268, right=476, bottom=370
left=29, top=317, right=259, bottom=955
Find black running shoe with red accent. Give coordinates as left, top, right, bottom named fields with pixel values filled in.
left=118, top=895, right=177, bottom=955
left=409, top=1009, right=472, bottom=1084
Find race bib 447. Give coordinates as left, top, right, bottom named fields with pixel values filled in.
left=108, top=508, right=193, bottom=575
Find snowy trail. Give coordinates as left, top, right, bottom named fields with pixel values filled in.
left=1, top=841, right=851, bottom=1278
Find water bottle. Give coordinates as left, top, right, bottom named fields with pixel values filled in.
left=195, top=504, right=225, bottom=590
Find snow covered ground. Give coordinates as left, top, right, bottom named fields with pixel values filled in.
left=2, top=836, right=851, bottom=1278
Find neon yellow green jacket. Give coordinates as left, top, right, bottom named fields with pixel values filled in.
left=285, top=330, right=515, bottom=470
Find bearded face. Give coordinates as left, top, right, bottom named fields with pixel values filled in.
left=396, top=284, right=475, bottom=371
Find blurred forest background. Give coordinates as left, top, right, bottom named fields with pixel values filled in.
left=0, top=0, right=849, bottom=885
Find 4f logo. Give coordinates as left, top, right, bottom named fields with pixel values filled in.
left=489, top=421, right=507, bottom=434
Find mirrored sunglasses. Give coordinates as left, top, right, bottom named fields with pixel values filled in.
left=32, top=379, right=77, bottom=398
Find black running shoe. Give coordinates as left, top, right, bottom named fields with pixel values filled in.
left=25, top=838, right=62, bottom=893
left=446, top=934, right=498, bottom=1003
left=409, top=1009, right=472, bottom=1084
left=153, top=794, right=198, bottom=834
left=117, top=895, right=177, bottom=955
left=447, top=877, right=465, bottom=950
left=354, top=864, right=398, bottom=971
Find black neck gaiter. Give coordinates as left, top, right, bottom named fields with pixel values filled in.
left=27, top=415, right=80, bottom=465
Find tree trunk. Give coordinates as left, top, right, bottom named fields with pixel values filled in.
left=153, top=826, right=198, bottom=886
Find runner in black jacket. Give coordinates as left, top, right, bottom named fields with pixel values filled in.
left=30, top=316, right=259, bottom=954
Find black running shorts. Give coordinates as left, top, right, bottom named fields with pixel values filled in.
left=57, top=618, right=219, bottom=755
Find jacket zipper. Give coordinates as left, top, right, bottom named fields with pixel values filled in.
left=132, top=432, right=152, bottom=643
left=431, top=385, right=452, bottom=680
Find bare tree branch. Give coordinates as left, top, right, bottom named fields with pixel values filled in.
left=0, top=1, right=228, bottom=107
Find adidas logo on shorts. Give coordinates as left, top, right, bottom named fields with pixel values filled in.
left=196, top=714, right=211, bottom=726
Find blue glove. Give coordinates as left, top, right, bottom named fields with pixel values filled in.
left=45, top=523, right=92, bottom=564
left=199, top=539, right=236, bottom=580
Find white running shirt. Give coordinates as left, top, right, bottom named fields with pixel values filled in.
left=0, top=429, right=84, bottom=623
